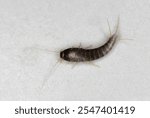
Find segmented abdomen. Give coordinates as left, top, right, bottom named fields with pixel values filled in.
left=78, top=38, right=116, bottom=62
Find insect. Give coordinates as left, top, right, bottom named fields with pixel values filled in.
left=60, top=18, right=119, bottom=62
left=39, top=18, right=120, bottom=88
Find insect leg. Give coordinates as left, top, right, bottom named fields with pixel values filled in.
left=79, top=43, right=82, bottom=48
left=78, top=42, right=93, bottom=49
left=85, top=45, right=93, bottom=49
left=71, top=62, right=78, bottom=69
left=86, top=61, right=100, bottom=68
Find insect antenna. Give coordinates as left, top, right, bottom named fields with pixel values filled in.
left=40, top=58, right=62, bottom=89
left=33, top=47, right=59, bottom=54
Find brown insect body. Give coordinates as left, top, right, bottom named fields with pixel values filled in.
left=60, top=33, right=118, bottom=62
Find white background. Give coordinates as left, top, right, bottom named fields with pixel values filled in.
left=0, top=0, right=150, bottom=100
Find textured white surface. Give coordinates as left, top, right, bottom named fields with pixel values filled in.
left=0, top=0, right=150, bottom=100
